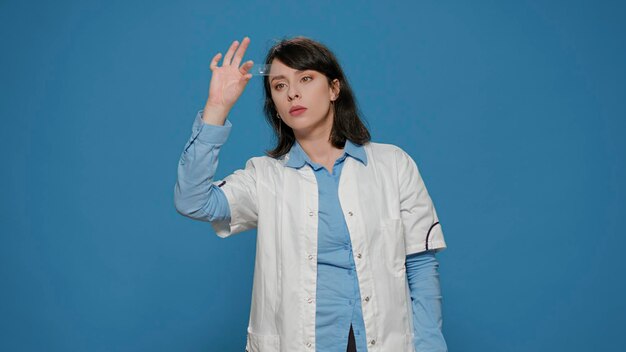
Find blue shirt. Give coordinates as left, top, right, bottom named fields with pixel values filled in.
left=174, top=111, right=448, bottom=351
left=285, top=138, right=369, bottom=352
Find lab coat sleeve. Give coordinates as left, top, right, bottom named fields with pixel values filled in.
left=209, top=156, right=259, bottom=238
left=174, top=109, right=257, bottom=238
left=395, top=148, right=447, bottom=255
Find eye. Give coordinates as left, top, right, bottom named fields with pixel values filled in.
left=273, top=76, right=312, bottom=90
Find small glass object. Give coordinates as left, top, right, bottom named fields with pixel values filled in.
left=248, top=63, right=272, bottom=76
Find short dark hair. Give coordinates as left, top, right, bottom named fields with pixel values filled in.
left=262, top=36, right=371, bottom=159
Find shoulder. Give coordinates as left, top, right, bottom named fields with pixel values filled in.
left=364, top=141, right=414, bottom=166
left=365, top=141, right=408, bottom=154
left=241, top=154, right=287, bottom=172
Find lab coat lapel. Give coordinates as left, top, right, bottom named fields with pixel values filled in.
left=338, top=156, right=363, bottom=242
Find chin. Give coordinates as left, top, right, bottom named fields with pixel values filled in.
left=287, top=119, right=317, bottom=131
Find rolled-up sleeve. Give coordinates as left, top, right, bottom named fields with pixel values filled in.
left=395, top=148, right=447, bottom=255
left=209, top=156, right=259, bottom=238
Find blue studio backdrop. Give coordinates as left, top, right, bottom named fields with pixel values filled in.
left=1, top=0, right=624, bottom=351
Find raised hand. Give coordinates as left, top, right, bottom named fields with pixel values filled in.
left=203, top=37, right=254, bottom=123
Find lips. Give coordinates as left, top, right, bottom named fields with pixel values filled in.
left=289, top=105, right=307, bottom=113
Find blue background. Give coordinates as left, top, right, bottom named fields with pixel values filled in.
left=1, top=0, right=624, bottom=351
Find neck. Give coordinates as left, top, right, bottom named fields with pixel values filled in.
left=294, top=110, right=343, bottom=164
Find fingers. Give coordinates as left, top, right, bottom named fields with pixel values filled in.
left=239, top=60, right=254, bottom=75
left=231, top=36, right=250, bottom=67
left=222, top=39, right=240, bottom=66
left=240, top=73, right=252, bottom=82
left=210, top=52, right=222, bottom=71
left=212, top=37, right=251, bottom=72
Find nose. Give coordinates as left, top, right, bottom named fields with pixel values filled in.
left=287, top=88, right=300, bottom=101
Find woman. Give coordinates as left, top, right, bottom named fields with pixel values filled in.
left=174, top=36, right=448, bottom=352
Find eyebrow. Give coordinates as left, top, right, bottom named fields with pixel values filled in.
left=270, top=70, right=308, bottom=83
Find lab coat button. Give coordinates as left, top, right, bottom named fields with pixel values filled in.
left=364, top=296, right=370, bottom=302
left=356, top=253, right=362, bottom=259
left=308, top=254, right=314, bottom=260
left=370, top=339, right=376, bottom=345
left=307, top=297, right=313, bottom=303
left=348, top=211, right=353, bottom=216
left=309, top=211, right=314, bottom=216
left=306, top=342, right=312, bottom=348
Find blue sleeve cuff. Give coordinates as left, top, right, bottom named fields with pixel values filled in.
left=192, top=109, right=233, bottom=145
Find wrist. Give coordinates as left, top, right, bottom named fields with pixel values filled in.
left=202, top=102, right=230, bottom=125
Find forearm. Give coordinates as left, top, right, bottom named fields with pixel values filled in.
left=406, top=250, right=448, bottom=352
left=174, top=110, right=231, bottom=222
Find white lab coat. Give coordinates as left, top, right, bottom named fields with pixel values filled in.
left=210, top=141, right=447, bottom=352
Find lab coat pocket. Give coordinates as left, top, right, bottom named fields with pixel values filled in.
left=381, top=218, right=406, bottom=277
left=245, top=330, right=280, bottom=352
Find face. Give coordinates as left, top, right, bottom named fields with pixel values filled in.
left=269, top=59, right=340, bottom=138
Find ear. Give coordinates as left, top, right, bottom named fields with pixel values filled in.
left=330, top=78, right=341, bottom=100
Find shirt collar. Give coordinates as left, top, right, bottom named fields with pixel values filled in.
left=285, top=139, right=368, bottom=169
